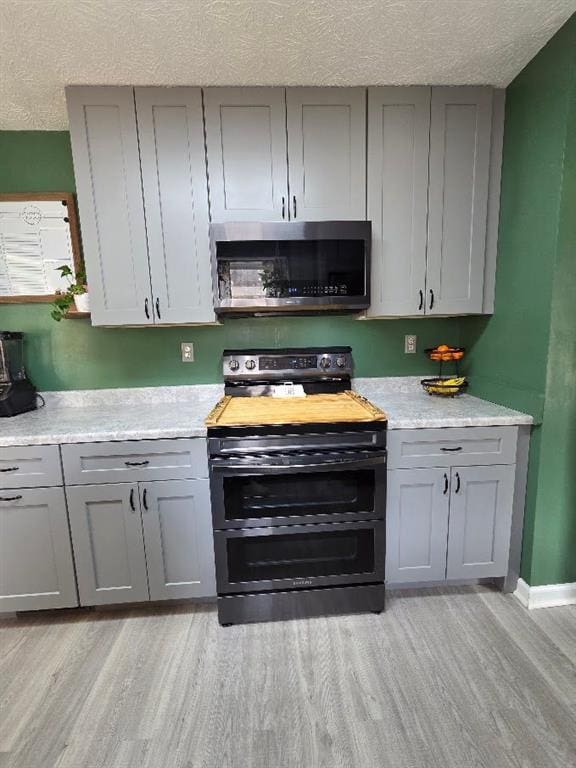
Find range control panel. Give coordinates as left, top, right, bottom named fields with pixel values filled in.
left=222, top=348, right=353, bottom=380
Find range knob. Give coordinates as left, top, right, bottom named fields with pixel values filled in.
left=335, top=357, right=347, bottom=368
left=245, top=359, right=256, bottom=370
left=228, top=359, right=239, bottom=371
left=319, top=356, right=332, bottom=369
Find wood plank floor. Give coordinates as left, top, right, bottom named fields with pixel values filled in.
left=0, top=586, right=575, bottom=768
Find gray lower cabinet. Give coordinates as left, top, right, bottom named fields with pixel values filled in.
left=66, top=479, right=216, bottom=606
left=386, top=468, right=449, bottom=583
left=0, top=487, right=77, bottom=612
left=386, top=467, right=516, bottom=585
left=140, top=480, right=216, bottom=600
left=446, top=465, right=515, bottom=579
left=66, top=483, right=149, bottom=606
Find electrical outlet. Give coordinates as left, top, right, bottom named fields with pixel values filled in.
left=404, top=335, right=417, bottom=354
left=181, top=342, right=194, bottom=362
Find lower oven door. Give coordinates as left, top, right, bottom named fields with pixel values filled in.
left=210, top=452, right=386, bottom=529
left=214, top=520, right=385, bottom=595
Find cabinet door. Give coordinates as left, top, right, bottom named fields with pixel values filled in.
left=426, top=87, right=493, bottom=315
left=204, top=87, right=289, bottom=221
left=140, top=480, right=216, bottom=600
left=66, top=86, right=153, bottom=326
left=66, top=483, right=149, bottom=606
left=135, top=88, right=215, bottom=324
left=286, top=87, right=366, bottom=220
left=386, top=468, right=449, bottom=583
left=0, top=488, right=77, bottom=612
left=367, top=87, right=430, bottom=316
left=447, top=466, right=514, bottom=579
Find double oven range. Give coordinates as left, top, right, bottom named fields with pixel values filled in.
left=207, top=347, right=387, bottom=625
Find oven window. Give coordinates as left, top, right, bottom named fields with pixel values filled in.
left=223, top=470, right=374, bottom=521
left=227, top=528, right=375, bottom=583
left=216, top=239, right=366, bottom=300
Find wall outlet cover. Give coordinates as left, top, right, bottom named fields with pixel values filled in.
left=181, top=342, right=194, bottom=362
left=405, top=335, right=417, bottom=354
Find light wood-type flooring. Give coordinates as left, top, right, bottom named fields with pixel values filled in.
left=1, top=586, right=575, bottom=768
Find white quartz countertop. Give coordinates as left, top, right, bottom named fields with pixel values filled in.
left=0, top=378, right=532, bottom=448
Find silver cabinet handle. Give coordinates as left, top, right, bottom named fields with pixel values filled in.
left=292, top=195, right=297, bottom=218
left=0, top=466, right=19, bottom=473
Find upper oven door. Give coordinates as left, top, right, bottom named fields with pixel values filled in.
left=210, top=451, right=386, bottom=529
left=211, top=221, right=371, bottom=313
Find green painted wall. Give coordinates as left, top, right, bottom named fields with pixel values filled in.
left=462, top=14, right=576, bottom=586
left=0, top=131, right=461, bottom=390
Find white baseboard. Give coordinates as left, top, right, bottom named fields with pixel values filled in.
left=514, top=578, right=576, bottom=610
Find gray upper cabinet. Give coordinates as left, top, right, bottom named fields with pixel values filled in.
left=446, top=465, right=514, bottom=579
left=368, top=85, right=500, bottom=318
left=67, top=483, right=149, bottom=606
left=386, top=468, right=449, bottom=584
left=426, top=87, right=493, bottom=315
left=67, top=86, right=214, bottom=326
left=140, top=480, right=216, bottom=600
left=204, top=87, right=289, bottom=222
left=286, top=87, right=366, bottom=220
left=66, top=86, right=153, bottom=326
left=0, top=487, right=78, bottom=612
left=367, top=87, right=430, bottom=316
left=135, top=87, right=214, bottom=324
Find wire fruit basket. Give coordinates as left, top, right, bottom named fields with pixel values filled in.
left=421, top=345, right=468, bottom=397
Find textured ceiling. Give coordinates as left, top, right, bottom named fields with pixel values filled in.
left=1, top=0, right=575, bottom=129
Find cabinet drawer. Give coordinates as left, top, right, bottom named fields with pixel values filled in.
left=0, top=445, right=63, bottom=489
left=61, top=439, right=208, bottom=485
left=387, top=427, right=517, bottom=469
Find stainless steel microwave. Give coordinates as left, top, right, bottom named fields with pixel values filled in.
left=210, top=221, right=371, bottom=315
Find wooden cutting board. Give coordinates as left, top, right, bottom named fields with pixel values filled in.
left=205, top=391, right=387, bottom=428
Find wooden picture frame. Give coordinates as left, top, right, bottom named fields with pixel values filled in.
left=0, top=192, right=83, bottom=304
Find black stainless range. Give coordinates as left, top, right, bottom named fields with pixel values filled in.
left=207, top=347, right=387, bottom=626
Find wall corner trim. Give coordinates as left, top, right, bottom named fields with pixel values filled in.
left=514, top=578, right=576, bottom=610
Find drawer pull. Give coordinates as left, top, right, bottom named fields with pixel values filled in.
left=0, top=466, right=20, bottom=473
left=124, top=460, right=150, bottom=467
left=440, top=447, right=463, bottom=452
left=0, top=495, right=22, bottom=502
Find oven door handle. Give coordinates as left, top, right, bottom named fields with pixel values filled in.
left=211, top=454, right=387, bottom=474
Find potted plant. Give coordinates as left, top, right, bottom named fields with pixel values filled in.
left=50, top=265, right=90, bottom=321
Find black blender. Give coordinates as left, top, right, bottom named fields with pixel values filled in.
left=0, top=332, right=37, bottom=417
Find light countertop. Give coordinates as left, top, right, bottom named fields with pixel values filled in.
left=0, top=378, right=532, bottom=448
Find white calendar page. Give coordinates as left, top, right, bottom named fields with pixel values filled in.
left=0, top=200, right=76, bottom=297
